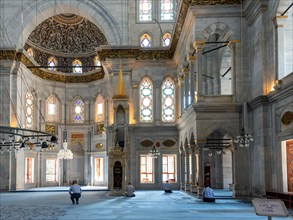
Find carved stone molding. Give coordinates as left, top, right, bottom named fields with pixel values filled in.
left=0, top=50, right=105, bottom=83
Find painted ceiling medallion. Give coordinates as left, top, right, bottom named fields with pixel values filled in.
left=27, top=14, right=108, bottom=55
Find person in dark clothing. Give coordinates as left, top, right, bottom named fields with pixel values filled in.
left=69, top=180, right=82, bottom=204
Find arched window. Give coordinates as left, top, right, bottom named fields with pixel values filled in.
left=25, top=91, right=35, bottom=129
left=162, top=77, right=175, bottom=122
left=94, top=56, right=101, bottom=69
left=138, top=0, right=152, bottom=21
left=27, top=48, right=34, bottom=58
left=72, top=97, right=85, bottom=123
left=160, top=0, right=174, bottom=21
left=162, top=32, right=171, bottom=47
left=140, top=76, right=153, bottom=122
left=95, top=94, right=105, bottom=122
left=48, top=56, right=57, bottom=71
left=72, top=59, right=82, bottom=73
left=140, top=33, right=151, bottom=47
left=45, top=94, right=59, bottom=122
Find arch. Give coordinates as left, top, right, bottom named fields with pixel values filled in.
left=162, top=32, right=172, bottom=47
left=72, top=59, right=83, bottom=73
left=27, top=47, right=34, bottom=58
left=45, top=93, right=60, bottom=122
left=48, top=56, right=58, bottom=71
left=24, top=89, right=37, bottom=129
left=9, top=0, right=122, bottom=49
left=161, top=75, right=175, bottom=122
left=95, top=94, right=105, bottom=122
left=202, top=22, right=233, bottom=42
left=140, top=32, right=152, bottom=47
left=71, top=96, right=85, bottom=123
left=139, top=76, right=153, bottom=122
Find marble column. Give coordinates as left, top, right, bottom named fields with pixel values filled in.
left=188, top=55, right=196, bottom=103
left=190, top=144, right=198, bottom=193
left=228, top=40, right=240, bottom=100
left=193, top=41, right=205, bottom=101
left=179, top=77, right=185, bottom=114
left=185, top=146, right=191, bottom=191
left=273, top=15, right=288, bottom=79
left=183, top=68, right=190, bottom=108
left=179, top=147, right=186, bottom=190
left=197, top=144, right=204, bottom=198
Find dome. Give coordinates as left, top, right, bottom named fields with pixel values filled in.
left=26, top=13, right=108, bottom=56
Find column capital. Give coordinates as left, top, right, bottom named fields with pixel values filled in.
left=193, top=41, right=205, bottom=51
left=179, top=147, right=186, bottom=154
left=181, top=67, right=189, bottom=73
left=273, top=15, right=288, bottom=28
left=187, top=55, right=196, bottom=64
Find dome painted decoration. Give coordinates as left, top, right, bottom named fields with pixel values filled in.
left=27, top=14, right=108, bottom=55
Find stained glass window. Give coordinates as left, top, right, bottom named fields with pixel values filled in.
left=46, top=159, right=57, bottom=182
left=25, top=91, right=34, bottom=129
left=140, top=33, right=151, bottom=47
left=162, top=32, right=171, bottom=47
left=27, top=48, right=34, bottom=58
left=162, top=77, right=175, bottom=122
left=25, top=157, right=34, bottom=183
left=162, top=154, right=176, bottom=182
left=72, top=97, right=84, bottom=123
left=72, top=59, right=82, bottom=73
left=95, top=94, right=104, bottom=122
left=94, top=56, right=101, bottom=69
left=138, top=0, right=152, bottom=21
left=48, top=56, right=57, bottom=71
left=140, top=77, right=153, bottom=122
left=160, top=0, right=174, bottom=21
left=140, top=155, right=154, bottom=183
left=45, top=94, right=59, bottom=122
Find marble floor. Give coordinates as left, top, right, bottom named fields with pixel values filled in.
left=0, top=189, right=292, bottom=220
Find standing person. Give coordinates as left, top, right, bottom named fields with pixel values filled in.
left=163, top=180, right=173, bottom=193
left=125, top=182, right=135, bottom=197
left=202, top=185, right=215, bottom=202
left=69, top=180, right=82, bottom=204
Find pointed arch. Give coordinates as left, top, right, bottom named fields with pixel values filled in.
left=140, top=76, right=153, bottom=122
left=72, top=59, right=82, bottom=73
left=27, top=48, right=34, bottom=58
left=71, top=97, right=85, bottom=123
left=45, top=93, right=60, bottom=122
left=48, top=56, right=58, bottom=71
left=25, top=90, right=37, bottom=129
left=162, top=32, right=171, bottom=47
left=95, top=94, right=105, bottom=122
left=162, top=76, right=175, bottom=122
left=140, top=33, right=152, bottom=47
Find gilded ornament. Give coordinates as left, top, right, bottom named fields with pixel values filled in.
left=45, top=124, right=56, bottom=134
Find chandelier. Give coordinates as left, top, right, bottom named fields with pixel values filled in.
left=148, top=146, right=160, bottom=158
left=57, top=141, right=73, bottom=159
left=0, top=126, right=57, bottom=153
left=234, top=128, right=253, bottom=148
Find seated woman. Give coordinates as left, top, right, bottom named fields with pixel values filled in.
left=202, top=185, right=215, bottom=202
left=163, top=180, right=173, bottom=193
